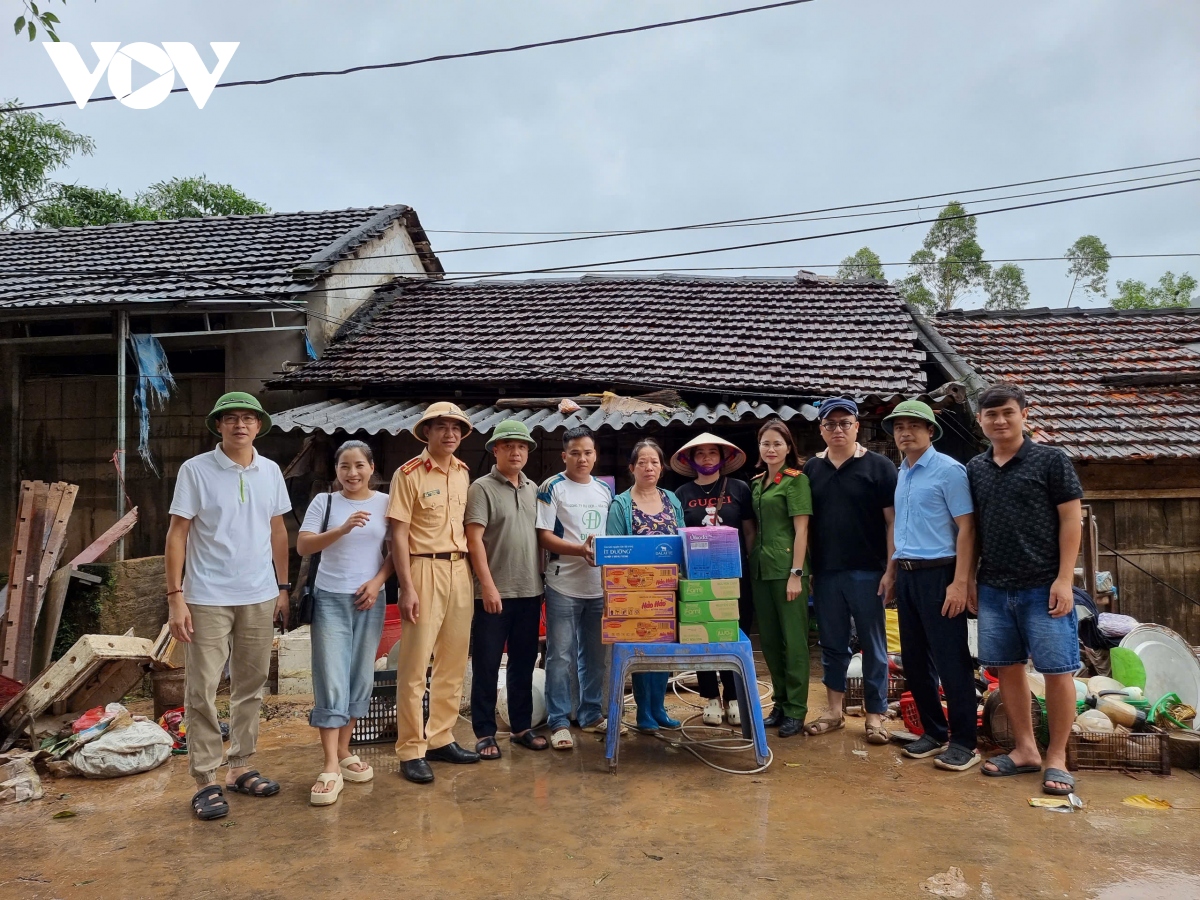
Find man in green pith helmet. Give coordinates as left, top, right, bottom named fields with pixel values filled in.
left=165, top=391, right=292, bottom=821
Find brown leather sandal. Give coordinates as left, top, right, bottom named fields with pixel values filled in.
left=865, top=722, right=891, bottom=745
left=804, top=715, right=845, bottom=736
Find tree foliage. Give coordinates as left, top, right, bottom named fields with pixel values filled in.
left=1065, top=234, right=1110, bottom=302
left=836, top=246, right=885, bottom=281
left=895, top=201, right=990, bottom=314
left=33, top=176, right=270, bottom=227
left=13, top=0, right=65, bottom=42
left=0, top=100, right=94, bottom=228
left=1112, top=272, right=1198, bottom=310
left=984, top=263, right=1030, bottom=311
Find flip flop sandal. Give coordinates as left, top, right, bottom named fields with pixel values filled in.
left=510, top=731, right=549, bottom=751
left=550, top=728, right=574, bottom=750
left=191, top=785, right=229, bottom=821
left=309, top=772, right=343, bottom=807
left=1042, top=768, right=1076, bottom=796
left=804, top=715, right=845, bottom=736
left=229, top=770, right=281, bottom=797
left=982, top=753, right=1042, bottom=777
left=339, top=754, right=373, bottom=783
left=865, top=723, right=891, bottom=745
left=475, top=736, right=502, bottom=760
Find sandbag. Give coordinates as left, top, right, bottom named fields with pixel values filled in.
left=69, top=719, right=173, bottom=779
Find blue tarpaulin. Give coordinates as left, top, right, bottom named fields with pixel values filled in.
left=129, top=333, right=176, bottom=475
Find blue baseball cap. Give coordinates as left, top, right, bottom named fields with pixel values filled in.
left=818, top=397, right=859, bottom=419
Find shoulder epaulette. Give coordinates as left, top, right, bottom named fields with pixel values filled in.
left=751, top=471, right=766, bottom=480
left=783, top=468, right=802, bottom=477
left=400, top=456, right=423, bottom=475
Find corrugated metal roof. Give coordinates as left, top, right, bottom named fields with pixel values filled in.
left=270, top=397, right=820, bottom=436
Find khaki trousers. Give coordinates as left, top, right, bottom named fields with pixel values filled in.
left=184, top=598, right=275, bottom=786
left=395, top=557, right=473, bottom=761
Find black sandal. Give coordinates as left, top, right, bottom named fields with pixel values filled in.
left=191, top=785, right=229, bottom=820
left=510, top=730, right=549, bottom=751
left=475, top=736, right=502, bottom=760
left=229, top=770, right=280, bottom=797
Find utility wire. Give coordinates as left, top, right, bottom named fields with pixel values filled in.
left=3, top=0, right=816, bottom=114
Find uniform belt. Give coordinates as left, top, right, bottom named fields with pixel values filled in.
left=896, top=556, right=956, bottom=571
left=411, top=552, right=467, bottom=561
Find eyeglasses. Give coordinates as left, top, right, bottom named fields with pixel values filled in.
left=219, top=414, right=260, bottom=426
left=758, top=441, right=788, bottom=450
left=820, top=420, right=857, bottom=432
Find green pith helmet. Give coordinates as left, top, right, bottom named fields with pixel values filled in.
left=881, top=399, right=943, bottom=441
left=485, top=419, right=537, bottom=451
left=206, top=391, right=273, bottom=436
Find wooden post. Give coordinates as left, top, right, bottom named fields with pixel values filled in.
left=1081, top=503, right=1097, bottom=601
left=116, top=310, right=129, bottom=561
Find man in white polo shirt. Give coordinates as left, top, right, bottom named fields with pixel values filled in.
left=165, top=392, right=292, bottom=821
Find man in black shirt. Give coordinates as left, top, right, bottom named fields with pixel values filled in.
left=801, top=398, right=898, bottom=744
left=967, top=383, right=1083, bottom=796
left=672, top=433, right=756, bottom=726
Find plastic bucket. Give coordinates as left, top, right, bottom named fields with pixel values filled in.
left=151, top=668, right=187, bottom=719
left=377, top=604, right=402, bottom=659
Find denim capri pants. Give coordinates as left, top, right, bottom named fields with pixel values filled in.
left=310, top=588, right=386, bottom=729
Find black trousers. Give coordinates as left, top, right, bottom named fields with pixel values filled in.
left=697, top=577, right=754, bottom=701
left=895, top=565, right=977, bottom=750
left=470, top=596, right=542, bottom=738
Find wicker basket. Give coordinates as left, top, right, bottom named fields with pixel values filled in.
left=843, top=675, right=907, bottom=709
left=350, top=670, right=399, bottom=746
left=1067, top=725, right=1171, bottom=775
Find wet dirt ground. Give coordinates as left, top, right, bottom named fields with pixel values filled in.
left=3, top=660, right=1200, bottom=900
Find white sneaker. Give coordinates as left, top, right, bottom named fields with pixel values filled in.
left=702, top=698, right=724, bottom=726
left=727, top=700, right=741, bottom=727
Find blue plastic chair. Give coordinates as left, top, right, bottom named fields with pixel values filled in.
left=604, top=630, right=769, bottom=770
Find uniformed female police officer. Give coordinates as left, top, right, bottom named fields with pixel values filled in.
left=750, top=419, right=813, bottom=738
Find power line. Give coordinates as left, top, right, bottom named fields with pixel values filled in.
left=2, top=0, right=816, bottom=114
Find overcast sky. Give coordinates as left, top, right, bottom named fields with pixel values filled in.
left=3, top=0, right=1197, bottom=308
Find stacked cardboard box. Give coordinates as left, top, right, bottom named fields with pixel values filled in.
left=678, top=527, right=742, bottom=643
left=595, top=536, right=681, bottom=643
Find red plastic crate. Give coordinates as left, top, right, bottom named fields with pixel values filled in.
left=898, top=690, right=983, bottom=736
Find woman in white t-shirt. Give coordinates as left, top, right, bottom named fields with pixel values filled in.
left=297, top=440, right=392, bottom=806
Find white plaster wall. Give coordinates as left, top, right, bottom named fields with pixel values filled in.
left=307, top=220, right=427, bottom=354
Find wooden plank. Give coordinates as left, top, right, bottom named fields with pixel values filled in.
left=66, top=507, right=138, bottom=568
left=34, top=484, right=77, bottom=616
left=54, top=658, right=146, bottom=714
left=12, top=483, right=50, bottom=682
left=1081, top=505, right=1097, bottom=598
left=1084, top=489, right=1200, bottom=500
left=29, top=567, right=71, bottom=679
left=1, top=483, right=38, bottom=681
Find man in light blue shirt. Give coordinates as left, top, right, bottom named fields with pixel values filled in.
left=883, top=401, right=978, bottom=772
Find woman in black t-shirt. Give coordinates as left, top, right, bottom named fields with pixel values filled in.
left=671, top=433, right=757, bottom=727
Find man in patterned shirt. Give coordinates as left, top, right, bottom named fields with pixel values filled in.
left=967, top=383, right=1084, bottom=797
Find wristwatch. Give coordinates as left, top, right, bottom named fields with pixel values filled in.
left=789, top=568, right=803, bottom=577
left=278, top=582, right=292, bottom=591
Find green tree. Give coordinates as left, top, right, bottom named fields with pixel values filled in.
left=32, top=184, right=142, bottom=227
left=34, top=176, right=269, bottom=227
left=1065, top=234, right=1110, bottom=304
left=13, top=0, right=65, bottom=41
left=0, top=100, right=94, bottom=228
left=985, top=263, right=1030, bottom=311
left=894, top=201, right=989, bottom=314
left=836, top=246, right=885, bottom=281
left=1112, top=272, right=1198, bottom=310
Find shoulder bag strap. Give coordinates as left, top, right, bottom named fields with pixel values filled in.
left=308, top=492, right=334, bottom=585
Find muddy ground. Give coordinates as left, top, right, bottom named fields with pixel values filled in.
left=2, top=661, right=1200, bottom=900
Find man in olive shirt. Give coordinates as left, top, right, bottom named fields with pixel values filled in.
left=466, top=421, right=549, bottom=758
left=388, top=402, right=480, bottom=784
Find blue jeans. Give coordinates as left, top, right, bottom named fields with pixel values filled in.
left=814, top=569, right=889, bottom=715
left=544, top=585, right=605, bottom=731
left=977, top=583, right=1081, bottom=675
left=309, top=588, right=386, bottom=729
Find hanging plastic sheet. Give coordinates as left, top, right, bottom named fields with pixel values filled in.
left=128, top=333, right=176, bottom=475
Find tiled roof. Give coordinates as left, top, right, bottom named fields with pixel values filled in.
left=930, top=306, right=1200, bottom=460
left=0, top=205, right=441, bottom=311
left=276, top=274, right=927, bottom=398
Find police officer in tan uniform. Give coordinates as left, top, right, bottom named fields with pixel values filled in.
left=388, top=402, right=480, bottom=783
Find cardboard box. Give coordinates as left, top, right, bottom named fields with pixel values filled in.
left=601, top=617, right=677, bottom=644
left=602, top=565, right=679, bottom=592
left=594, top=534, right=683, bottom=566
left=604, top=591, right=677, bottom=618
left=678, top=578, right=741, bottom=601
left=678, top=620, right=741, bottom=644
left=678, top=598, right=741, bottom=623
left=680, top=526, right=743, bottom=580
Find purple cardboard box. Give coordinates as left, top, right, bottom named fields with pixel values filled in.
left=680, top=526, right=742, bottom=580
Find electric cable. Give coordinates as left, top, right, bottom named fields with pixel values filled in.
left=3, top=0, right=816, bottom=114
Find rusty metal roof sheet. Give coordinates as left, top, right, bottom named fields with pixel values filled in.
left=273, top=274, right=928, bottom=398
left=930, top=306, right=1200, bottom=461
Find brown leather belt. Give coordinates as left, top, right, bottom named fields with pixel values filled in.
left=896, top=556, right=955, bottom=571
left=411, top=552, right=468, bottom=561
